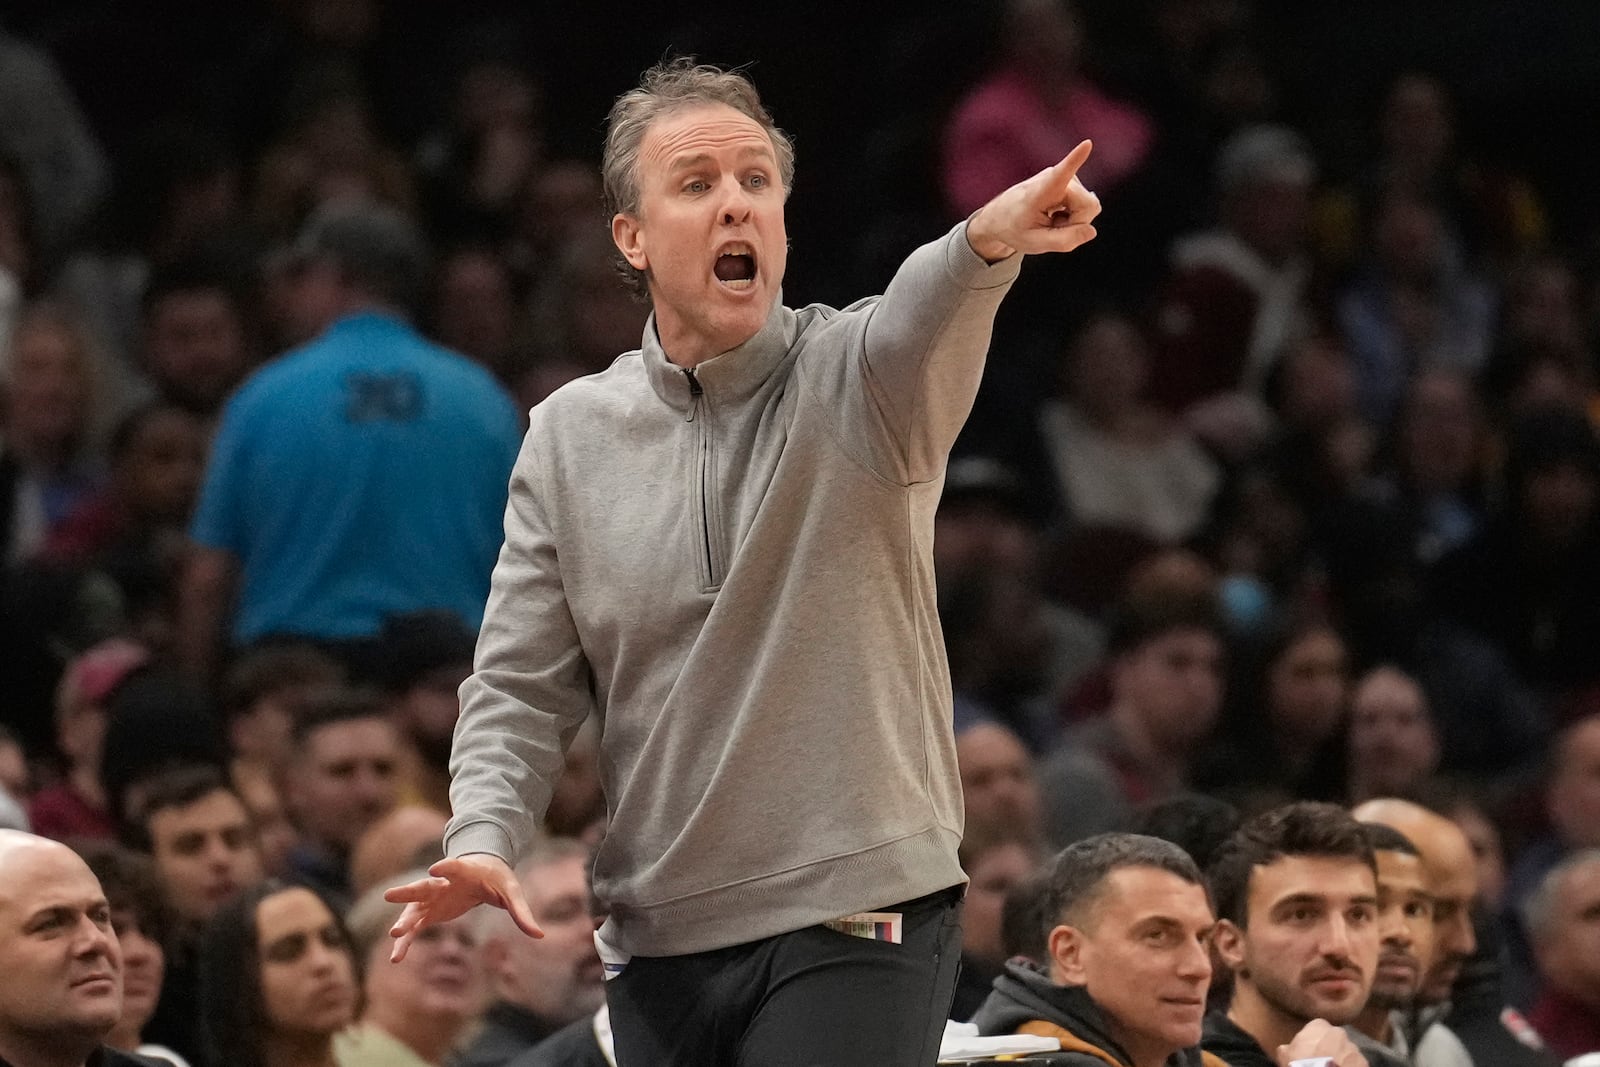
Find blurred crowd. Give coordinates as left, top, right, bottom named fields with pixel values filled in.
left=1, top=0, right=1599, bottom=1064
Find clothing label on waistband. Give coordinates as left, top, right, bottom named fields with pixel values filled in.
left=593, top=927, right=632, bottom=981
left=822, top=911, right=903, bottom=944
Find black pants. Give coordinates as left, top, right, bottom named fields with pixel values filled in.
left=607, top=885, right=964, bottom=1067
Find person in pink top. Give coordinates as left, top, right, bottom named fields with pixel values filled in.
left=942, top=0, right=1154, bottom=218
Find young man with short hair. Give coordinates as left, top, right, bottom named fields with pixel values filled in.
left=1204, top=802, right=1392, bottom=1067
left=1347, top=822, right=1436, bottom=1064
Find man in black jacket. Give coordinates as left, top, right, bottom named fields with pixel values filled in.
left=0, top=830, right=167, bottom=1067
left=1203, top=803, right=1396, bottom=1067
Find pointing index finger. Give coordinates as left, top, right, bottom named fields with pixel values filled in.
left=1045, top=139, right=1094, bottom=193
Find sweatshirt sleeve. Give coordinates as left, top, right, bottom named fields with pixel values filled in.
left=444, top=426, right=598, bottom=864
left=855, top=221, right=1023, bottom=482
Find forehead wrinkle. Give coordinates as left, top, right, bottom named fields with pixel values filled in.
left=642, top=110, right=777, bottom=174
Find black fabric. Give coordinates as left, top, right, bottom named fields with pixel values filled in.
left=142, top=933, right=204, bottom=1067
left=951, top=952, right=1003, bottom=1023
left=0, top=1048, right=170, bottom=1067
left=449, top=1002, right=563, bottom=1067
left=1200, top=1012, right=1275, bottom=1067
left=606, top=885, right=962, bottom=1067
left=970, top=959, right=1208, bottom=1067
left=505, top=1016, right=610, bottom=1067
left=1444, top=914, right=1562, bottom=1067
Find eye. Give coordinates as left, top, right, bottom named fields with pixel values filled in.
left=748, top=173, right=767, bottom=189
left=1349, top=905, right=1376, bottom=925
left=685, top=179, right=708, bottom=194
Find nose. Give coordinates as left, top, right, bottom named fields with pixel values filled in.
left=75, top=915, right=116, bottom=960
left=1320, top=915, right=1356, bottom=960
left=1451, top=911, right=1477, bottom=958
left=1177, top=935, right=1212, bottom=982
left=719, top=183, right=752, bottom=225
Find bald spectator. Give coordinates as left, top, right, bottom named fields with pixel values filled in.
left=349, top=805, right=448, bottom=898
left=454, top=840, right=605, bottom=1067
left=1526, top=851, right=1600, bottom=1059
left=1356, top=798, right=1554, bottom=1067
left=0, top=830, right=165, bottom=1067
left=1346, top=666, right=1441, bottom=804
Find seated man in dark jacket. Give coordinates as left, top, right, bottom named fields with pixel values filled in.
left=971, top=832, right=1228, bottom=1067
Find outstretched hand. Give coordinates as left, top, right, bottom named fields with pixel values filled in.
left=385, top=853, right=543, bottom=962
left=965, top=139, right=1101, bottom=263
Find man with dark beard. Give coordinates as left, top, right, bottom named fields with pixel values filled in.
left=1203, top=803, right=1398, bottom=1067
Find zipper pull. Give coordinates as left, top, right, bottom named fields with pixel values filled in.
left=684, top=368, right=703, bottom=422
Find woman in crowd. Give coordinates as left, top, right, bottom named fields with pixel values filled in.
left=200, top=881, right=359, bottom=1067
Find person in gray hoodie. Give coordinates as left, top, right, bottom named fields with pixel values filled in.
left=386, top=56, right=1102, bottom=1067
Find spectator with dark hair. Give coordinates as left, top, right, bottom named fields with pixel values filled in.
left=27, top=638, right=148, bottom=842
left=1346, top=822, right=1439, bottom=1065
left=1038, top=593, right=1226, bottom=845
left=221, top=640, right=345, bottom=787
left=74, top=843, right=189, bottom=1066
left=137, top=259, right=256, bottom=419
left=283, top=689, right=402, bottom=906
left=339, top=869, right=487, bottom=1066
left=371, top=610, right=477, bottom=813
left=970, top=832, right=1221, bottom=1067
left=1128, top=793, right=1242, bottom=873
left=952, top=824, right=1046, bottom=1021
left=430, top=245, right=521, bottom=382
left=1000, top=870, right=1054, bottom=965
left=177, top=200, right=521, bottom=684
left=1526, top=851, right=1600, bottom=1060
left=1203, top=802, right=1389, bottom=1067
left=198, top=881, right=358, bottom=1067
left=956, top=722, right=1044, bottom=843
left=97, top=671, right=228, bottom=834
left=1345, top=666, right=1441, bottom=804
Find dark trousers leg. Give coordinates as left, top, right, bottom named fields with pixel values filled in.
left=607, top=887, right=963, bottom=1067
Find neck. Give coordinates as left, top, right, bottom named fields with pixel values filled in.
left=1228, top=981, right=1307, bottom=1061
left=0, top=1031, right=96, bottom=1067
left=1101, top=1016, right=1175, bottom=1067
left=1353, top=1001, right=1394, bottom=1043
left=265, top=1031, right=338, bottom=1067
left=105, top=1021, right=141, bottom=1052
left=366, top=1004, right=464, bottom=1066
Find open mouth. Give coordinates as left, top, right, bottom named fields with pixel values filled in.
left=714, top=244, right=757, bottom=290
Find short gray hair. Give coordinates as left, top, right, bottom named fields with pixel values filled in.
left=1525, top=848, right=1600, bottom=945
left=1043, top=833, right=1205, bottom=938
left=601, top=57, right=795, bottom=297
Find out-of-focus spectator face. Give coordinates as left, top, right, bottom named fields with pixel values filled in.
left=1367, top=847, right=1434, bottom=1011
left=545, top=719, right=606, bottom=844
left=559, top=232, right=650, bottom=373
left=117, top=407, right=206, bottom=525
left=111, top=900, right=165, bottom=1039
left=934, top=504, right=1036, bottom=581
left=143, top=289, right=249, bottom=414
left=5, top=313, right=92, bottom=457
left=1113, top=627, right=1225, bottom=751
left=232, top=765, right=298, bottom=879
left=363, top=913, right=485, bottom=1027
left=956, top=723, right=1042, bottom=835
left=0, top=736, right=26, bottom=798
left=1374, top=192, right=1448, bottom=284
left=1508, top=258, right=1584, bottom=355
left=290, top=716, right=402, bottom=853
left=1065, top=315, right=1149, bottom=414
left=1233, top=176, right=1310, bottom=263
left=1550, top=717, right=1600, bottom=850
left=1449, top=802, right=1506, bottom=912
left=280, top=256, right=351, bottom=345
left=254, top=887, right=357, bottom=1037
left=1532, top=856, right=1600, bottom=1008
left=1509, top=356, right=1587, bottom=419
left=962, top=839, right=1039, bottom=966
left=395, top=669, right=470, bottom=765
left=1381, top=74, right=1452, bottom=172
left=1358, top=810, right=1478, bottom=1004
left=1265, top=626, right=1347, bottom=745
left=487, top=853, right=604, bottom=1026
left=434, top=249, right=516, bottom=369
left=147, top=787, right=265, bottom=924
left=1004, top=0, right=1083, bottom=81
left=1522, top=460, right=1598, bottom=547
left=456, top=62, right=539, bottom=136
left=518, top=162, right=603, bottom=258
left=348, top=805, right=446, bottom=898
left=1277, top=337, right=1356, bottom=431
left=1399, top=371, right=1479, bottom=494
left=0, top=837, right=123, bottom=1046
left=1347, top=668, right=1439, bottom=799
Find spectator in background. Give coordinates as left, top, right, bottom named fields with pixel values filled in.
left=1038, top=593, right=1226, bottom=845
left=542, top=717, right=606, bottom=847
left=1338, top=192, right=1496, bottom=425
left=1486, top=254, right=1594, bottom=415
left=1197, top=619, right=1350, bottom=811
left=1345, top=666, right=1441, bottom=804
left=138, top=260, right=256, bottom=421
left=177, top=202, right=521, bottom=683
left=0, top=154, right=35, bottom=363
left=96, top=672, right=229, bottom=836
left=340, top=872, right=488, bottom=1066
left=372, top=610, right=477, bottom=813
left=430, top=245, right=521, bottom=384
left=941, top=0, right=1153, bottom=217
left=1031, top=311, right=1218, bottom=544
left=221, top=641, right=345, bottom=789
left=1526, top=851, right=1600, bottom=1060
left=1150, top=124, right=1318, bottom=459
left=282, top=690, right=402, bottom=907
left=1128, top=793, right=1241, bottom=873
left=455, top=840, right=605, bottom=1067
left=76, top=843, right=190, bottom=1067
left=1, top=301, right=108, bottom=565
left=1345, top=823, right=1437, bottom=1066
left=504, top=160, right=606, bottom=291
left=951, top=825, right=1045, bottom=1021
left=956, top=722, right=1044, bottom=841
left=198, top=881, right=358, bottom=1067
left=348, top=804, right=447, bottom=899
left=27, top=637, right=149, bottom=842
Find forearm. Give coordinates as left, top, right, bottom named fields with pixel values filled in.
left=175, top=545, right=236, bottom=685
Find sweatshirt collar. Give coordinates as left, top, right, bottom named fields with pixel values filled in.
left=642, top=295, right=797, bottom=414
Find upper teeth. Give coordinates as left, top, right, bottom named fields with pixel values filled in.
left=720, top=245, right=752, bottom=257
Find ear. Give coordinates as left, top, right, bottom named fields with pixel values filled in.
left=612, top=213, right=648, bottom=272
left=1212, top=918, right=1246, bottom=973
left=1047, top=923, right=1090, bottom=986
